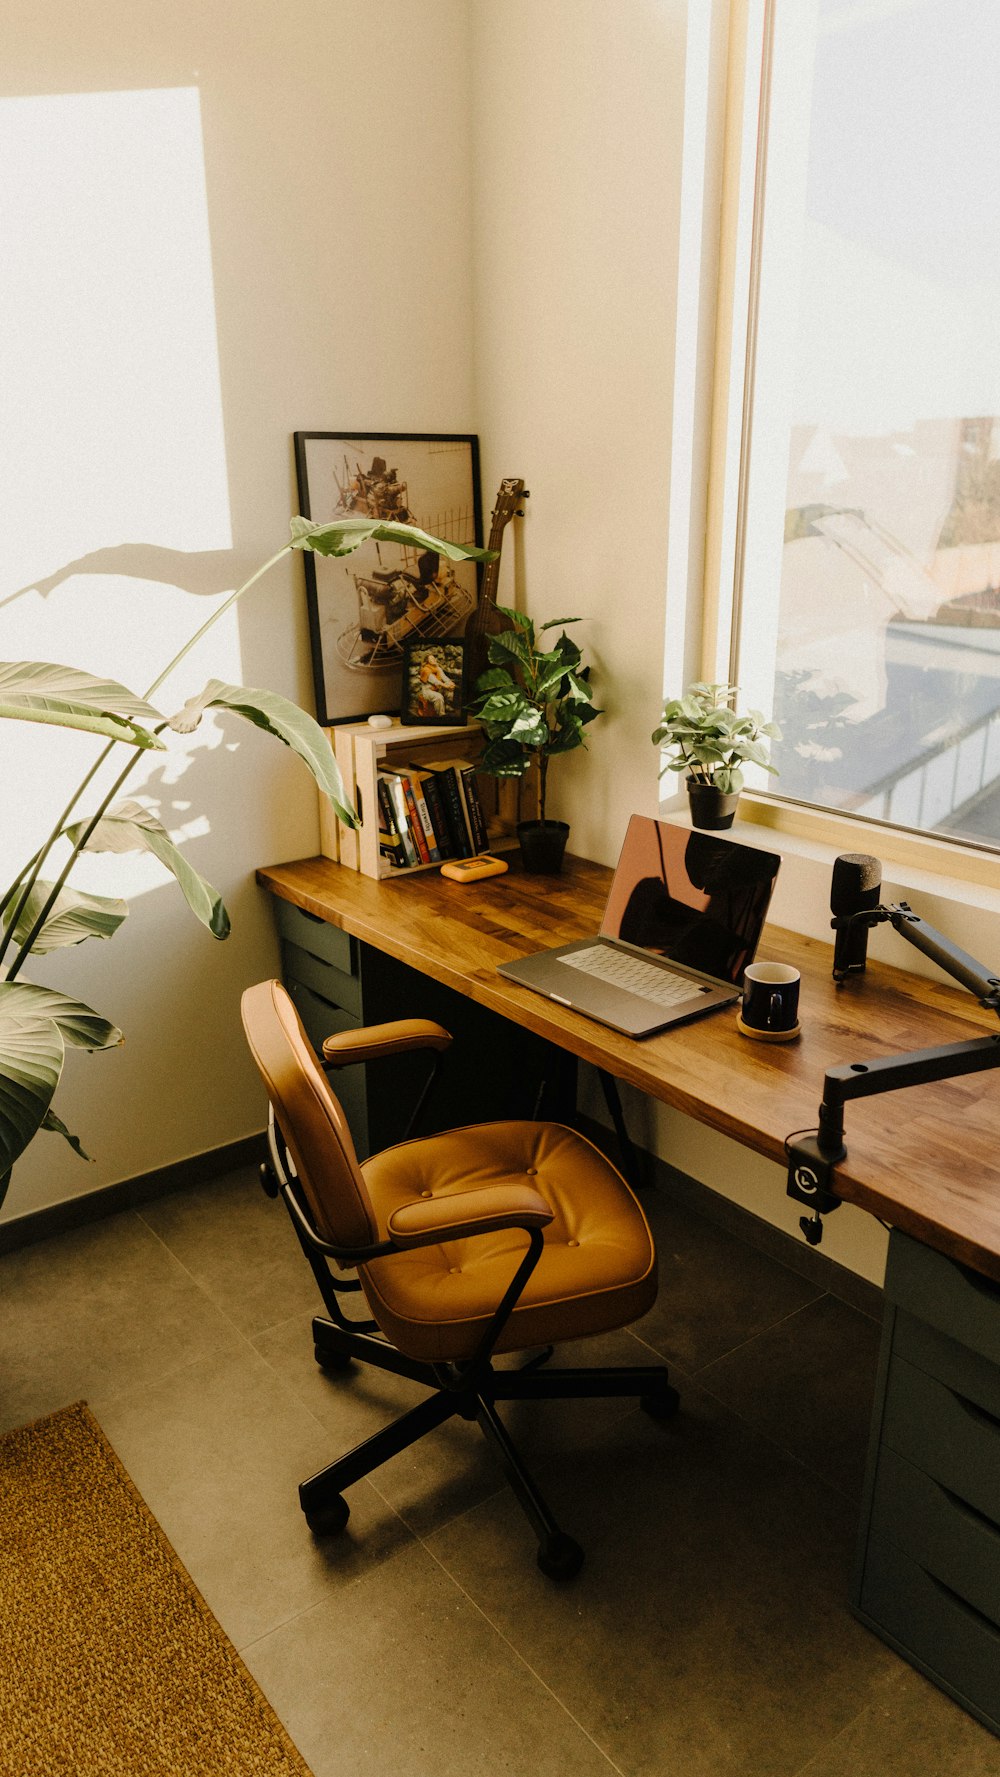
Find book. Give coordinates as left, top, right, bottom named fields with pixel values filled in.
left=400, top=764, right=451, bottom=859
left=381, top=767, right=430, bottom=864
left=459, top=763, right=489, bottom=854
left=379, top=771, right=420, bottom=866
left=376, top=776, right=408, bottom=867
left=419, top=759, right=475, bottom=856
left=397, top=766, right=442, bottom=862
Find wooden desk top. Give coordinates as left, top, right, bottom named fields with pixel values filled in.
left=257, top=852, right=1000, bottom=1281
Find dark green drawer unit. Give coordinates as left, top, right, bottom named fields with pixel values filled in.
left=270, top=897, right=558, bottom=1161
left=854, top=1230, right=1000, bottom=1734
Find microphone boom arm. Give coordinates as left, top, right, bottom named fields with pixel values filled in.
left=788, top=903, right=1000, bottom=1224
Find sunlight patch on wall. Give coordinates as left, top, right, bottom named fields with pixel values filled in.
left=0, top=85, right=237, bottom=904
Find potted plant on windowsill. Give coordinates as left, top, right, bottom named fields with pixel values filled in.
left=653, top=682, right=780, bottom=829
left=471, top=606, right=601, bottom=873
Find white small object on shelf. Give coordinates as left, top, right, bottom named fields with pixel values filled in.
left=367, top=713, right=393, bottom=730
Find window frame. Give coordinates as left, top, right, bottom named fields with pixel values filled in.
left=700, top=0, right=1000, bottom=888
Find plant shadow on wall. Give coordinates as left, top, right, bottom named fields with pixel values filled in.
left=0, top=516, right=495, bottom=1214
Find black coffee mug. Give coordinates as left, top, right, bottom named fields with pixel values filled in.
left=740, top=962, right=800, bottom=1037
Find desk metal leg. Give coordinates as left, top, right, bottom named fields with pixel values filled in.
left=598, top=1069, right=644, bottom=1190
left=532, top=1046, right=578, bottom=1124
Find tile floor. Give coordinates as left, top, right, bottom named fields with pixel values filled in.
left=3, top=1168, right=1000, bottom=1776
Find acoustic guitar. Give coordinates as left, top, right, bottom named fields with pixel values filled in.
left=465, top=476, right=528, bottom=687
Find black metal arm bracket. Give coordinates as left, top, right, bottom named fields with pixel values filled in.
left=787, top=903, right=1000, bottom=1240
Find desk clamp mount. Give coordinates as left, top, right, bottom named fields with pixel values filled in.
left=786, top=902, right=1000, bottom=1247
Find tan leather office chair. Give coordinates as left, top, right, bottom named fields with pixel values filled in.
left=242, top=978, right=677, bottom=1578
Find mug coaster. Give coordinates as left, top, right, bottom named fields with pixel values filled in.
left=736, top=1015, right=801, bottom=1043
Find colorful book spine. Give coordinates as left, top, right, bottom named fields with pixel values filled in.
left=376, top=777, right=407, bottom=867
left=381, top=773, right=419, bottom=866
left=404, top=774, right=441, bottom=862
left=396, top=774, right=430, bottom=863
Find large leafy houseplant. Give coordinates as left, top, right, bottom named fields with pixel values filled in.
left=653, top=681, right=779, bottom=828
left=0, top=515, right=494, bottom=1206
left=471, top=606, right=600, bottom=868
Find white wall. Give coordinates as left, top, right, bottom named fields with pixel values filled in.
left=470, top=0, right=689, bottom=866
left=1, top=0, right=476, bottom=1218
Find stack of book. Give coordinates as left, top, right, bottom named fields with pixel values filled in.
left=376, top=757, right=489, bottom=868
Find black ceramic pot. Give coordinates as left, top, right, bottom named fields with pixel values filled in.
left=686, top=778, right=740, bottom=831
left=517, top=819, right=570, bottom=874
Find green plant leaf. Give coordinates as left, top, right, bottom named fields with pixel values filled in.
left=41, top=1107, right=92, bottom=1162
left=2, top=881, right=129, bottom=954
left=479, top=738, right=531, bottom=777
left=508, top=711, right=548, bottom=747
left=487, top=630, right=534, bottom=671
left=476, top=690, right=530, bottom=725
left=473, top=667, right=514, bottom=695
left=290, top=515, right=497, bottom=565
left=539, top=617, right=582, bottom=631
left=66, top=800, right=230, bottom=940
left=167, top=681, right=359, bottom=829
left=494, top=605, right=534, bottom=634
left=0, top=662, right=165, bottom=749
left=0, top=982, right=121, bottom=1177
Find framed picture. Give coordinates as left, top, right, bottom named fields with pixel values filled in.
left=400, top=637, right=468, bottom=726
left=294, top=432, right=482, bottom=725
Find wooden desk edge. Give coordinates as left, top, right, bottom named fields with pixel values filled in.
left=256, top=858, right=1000, bottom=1284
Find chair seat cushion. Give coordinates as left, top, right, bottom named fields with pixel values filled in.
left=358, top=1121, right=657, bottom=1362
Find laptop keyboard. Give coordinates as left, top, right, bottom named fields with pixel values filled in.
left=558, top=945, right=709, bottom=1007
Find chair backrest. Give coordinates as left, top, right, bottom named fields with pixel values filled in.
left=241, top=979, right=379, bottom=1253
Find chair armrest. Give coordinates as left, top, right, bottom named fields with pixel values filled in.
left=322, top=1020, right=452, bottom=1068
left=387, top=1184, right=553, bottom=1249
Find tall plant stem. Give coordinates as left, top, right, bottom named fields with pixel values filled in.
left=4, top=738, right=159, bottom=982
left=142, top=544, right=291, bottom=700
left=2, top=542, right=293, bottom=979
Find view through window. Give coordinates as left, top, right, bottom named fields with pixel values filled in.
left=733, top=0, right=1000, bottom=847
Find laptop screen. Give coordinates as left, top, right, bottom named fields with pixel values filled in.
left=600, top=816, right=781, bottom=986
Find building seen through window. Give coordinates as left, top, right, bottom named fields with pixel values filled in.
left=733, top=0, right=1000, bottom=848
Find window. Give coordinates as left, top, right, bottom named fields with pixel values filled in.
left=715, top=0, right=1000, bottom=853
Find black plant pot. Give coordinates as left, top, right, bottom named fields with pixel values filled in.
left=517, top=819, right=570, bottom=874
left=686, top=778, right=740, bottom=831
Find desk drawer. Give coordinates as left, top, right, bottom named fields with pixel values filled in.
left=273, top=899, right=356, bottom=976
left=882, top=1354, right=1000, bottom=1523
left=281, top=939, right=362, bottom=1021
left=869, top=1445, right=1000, bottom=1629
left=895, top=1309, right=1000, bottom=1423
left=886, top=1232, right=1000, bottom=1367
left=286, top=980, right=359, bottom=1057
left=859, top=1533, right=1000, bottom=1733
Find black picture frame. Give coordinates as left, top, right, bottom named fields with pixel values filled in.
left=400, top=637, right=469, bottom=726
left=293, top=431, right=483, bottom=726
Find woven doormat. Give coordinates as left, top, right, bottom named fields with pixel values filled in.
left=0, top=1401, right=314, bottom=1777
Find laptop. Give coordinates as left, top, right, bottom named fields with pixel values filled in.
left=498, top=815, right=782, bottom=1038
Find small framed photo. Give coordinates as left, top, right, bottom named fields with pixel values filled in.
left=400, top=638, right=468, bottom=725
left=293, top=431, right=482, bottom=726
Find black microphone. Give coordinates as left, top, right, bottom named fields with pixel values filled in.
left=830, top=853, right=882, bottom=979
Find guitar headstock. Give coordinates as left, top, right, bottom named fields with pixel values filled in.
left=487, top=478, right=528, bottom=547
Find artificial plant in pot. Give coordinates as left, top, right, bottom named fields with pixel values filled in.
left=471, top=606, right=601, bottom=873
left=0, top=514, right=495, bottom=1211
left=653, top=681, right=780, bottom=830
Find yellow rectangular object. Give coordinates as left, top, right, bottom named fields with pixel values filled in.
left=439, top=855, right=509, bottom=883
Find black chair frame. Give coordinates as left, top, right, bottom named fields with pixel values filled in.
left=261, top=1101, right=678, bottom=1580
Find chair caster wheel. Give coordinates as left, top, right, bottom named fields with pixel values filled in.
left=313, top=1343, right=354, bottom=1374
left=537, top=1533, right=584, bottom=1581
left=641, top=1384, right=680, bottom=1421
left=304, top=1494, right=350, bottom=1537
